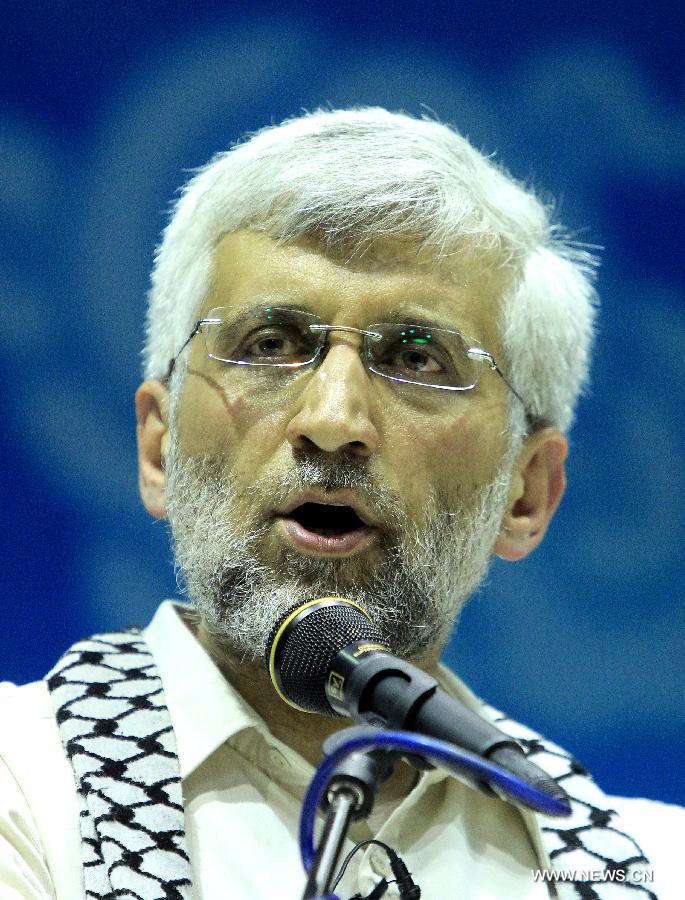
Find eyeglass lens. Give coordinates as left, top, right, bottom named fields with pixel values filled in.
left=201, top=306, right=481, bottom=389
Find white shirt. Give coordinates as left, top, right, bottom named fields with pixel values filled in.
left=0, top=602, right=681, bottom=899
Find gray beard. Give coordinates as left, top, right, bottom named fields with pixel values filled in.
left=164, top=439, right=516, bottom=665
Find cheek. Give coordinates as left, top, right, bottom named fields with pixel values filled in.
left=177, top=377, right=252, bottom=456
left=177, top=376, right=288, bottom=464
left=387, top=405, right=506, bottom=506
left=444, top=408, right=504, bottom=460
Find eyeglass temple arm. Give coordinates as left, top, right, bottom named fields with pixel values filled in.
left=492, top=363, right=528, bottom=410
left=163, top=321, right=203, bottom=383
left=467, top=348, right=528, bottom=412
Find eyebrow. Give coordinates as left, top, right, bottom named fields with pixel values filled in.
left=210, top=299, right=471, bottom=337
left=203, top=301, right=305, bottom=322
left=208, top=298, right=311, bottom=319
left=379, top=306, right=460, bottom=331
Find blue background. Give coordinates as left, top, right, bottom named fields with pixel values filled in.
left=1, top=2, right=683, bottom=805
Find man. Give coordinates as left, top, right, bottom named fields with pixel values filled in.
left=0, top=108, right=681, bottom=899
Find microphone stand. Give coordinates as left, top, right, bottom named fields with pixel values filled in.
left=301, top=747, right=399, bottom=900
left=301, top=785, right=359, bottom=899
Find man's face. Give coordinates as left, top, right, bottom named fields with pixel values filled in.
left=164, top=230, right=517, bottom=663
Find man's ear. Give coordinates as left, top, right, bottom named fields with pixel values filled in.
left=494, top=428, right=568, bottom=562
left=135, top=379, right=170, bottom=520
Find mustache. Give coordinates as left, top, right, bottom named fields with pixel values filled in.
left=289, top=447, right=376, bottom=492
left=266, top=448, right=409, bottom=525
left=195, top=446, right=375, bottom=493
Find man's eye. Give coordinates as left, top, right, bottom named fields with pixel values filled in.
left=241, top=326, right=311, bottom=360
left=382, top=341, right=445, bottom=375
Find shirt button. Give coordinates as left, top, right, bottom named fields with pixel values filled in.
left=268, top=747, right=290, bottom=770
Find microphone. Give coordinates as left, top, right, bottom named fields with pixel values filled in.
left=267, top=597, right=570, bottom=809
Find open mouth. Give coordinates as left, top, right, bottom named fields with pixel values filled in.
left=278, top=501, right=374, bottom=554
left=289, top=502, right=365, bottom=536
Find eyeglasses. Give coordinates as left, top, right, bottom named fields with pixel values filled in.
left=164, top=305, right=527, bottom=408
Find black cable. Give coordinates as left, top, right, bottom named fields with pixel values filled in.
left=331, top=839, right=387, bottom=891
left=330, top=837, right=421, bottom=899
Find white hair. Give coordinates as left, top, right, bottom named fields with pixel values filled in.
left=145, top=107, right=598, bottom=432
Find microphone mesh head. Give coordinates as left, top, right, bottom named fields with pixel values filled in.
left=267, top=599, right=386, bottom=716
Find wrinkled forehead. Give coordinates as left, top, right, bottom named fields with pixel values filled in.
left=204, top=229, right=514, bottom=349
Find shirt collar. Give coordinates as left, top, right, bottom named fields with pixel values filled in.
left=143, top=600, right=270, bottom=779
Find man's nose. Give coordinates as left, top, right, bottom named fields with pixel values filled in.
left=284, top=342, right=381, bottom=457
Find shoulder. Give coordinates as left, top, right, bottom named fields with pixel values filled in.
left=0, top=679, right=56, bottom=744
left=436, top=667, right=684, bottom=894
left=0, top=680, right=85, bottom=898
left=0, top=680, right=73, bottom=896
left=0, top=678, right=71, bottom=796
left=0, top=679, right=52, bottom=782
left=0, top=677, right=77, bottom=804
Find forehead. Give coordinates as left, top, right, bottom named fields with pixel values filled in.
left=204, top=229, right=511, bottom=348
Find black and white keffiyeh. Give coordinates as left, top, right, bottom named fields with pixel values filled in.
left=47, top=631, right=656, bottom=899
left=46, top=630, right=191, bottom=900
left=487, top=705, right=657, bottom=899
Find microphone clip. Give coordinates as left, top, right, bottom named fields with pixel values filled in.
left=320, top=740, right=399, bottom=822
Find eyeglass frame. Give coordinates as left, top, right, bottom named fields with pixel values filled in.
left=163, top=306, right=529, bottom=413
